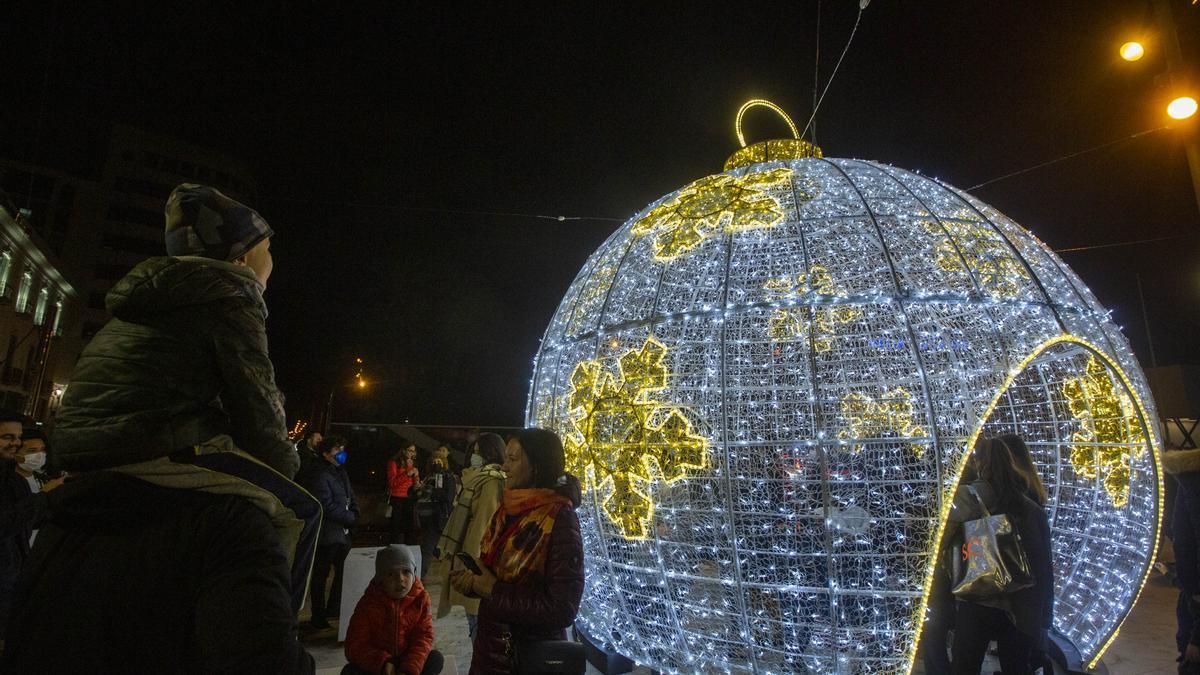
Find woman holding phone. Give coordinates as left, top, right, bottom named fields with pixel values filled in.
left=448, top=428, right=584, bottom=675
left=387, top=444, right=420, bottom=544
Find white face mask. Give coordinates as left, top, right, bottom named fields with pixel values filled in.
left=19, top=452, right=46, bottom=473
left=470, top=454, right=484, bottom=468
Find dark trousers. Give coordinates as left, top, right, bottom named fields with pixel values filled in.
left=921, top=564, right=955, bottom=674
left=341, top=649, right=443, bottom=675
left=419, top=511, right=445, bottom=577
left=390, top=496, right=416, bottom=545
left=310, top=543, right=350, bottom=622
left=952, top=601, right=1033, bottom=675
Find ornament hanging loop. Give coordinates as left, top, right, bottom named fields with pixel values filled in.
left=735, top=99, right=801, bottom=147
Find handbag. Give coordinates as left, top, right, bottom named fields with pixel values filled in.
left=500, top=627, right=586, bottom=674
left=951, top=486, right=1034, bottom=600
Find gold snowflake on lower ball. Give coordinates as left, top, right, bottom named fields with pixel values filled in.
left=564, top=336, right=709, bottom=539
left=632, top=168, right=797, bottom=261
left=838, top=388, right=928, bottom=457
left=764, top=264, right=861, bottom=352
left=1062, top=354, right=1146, bottom=507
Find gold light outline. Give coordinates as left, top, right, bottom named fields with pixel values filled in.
left=904, top=334, right=1163, bottom=675
left=734, top=99, right=800, bottom=147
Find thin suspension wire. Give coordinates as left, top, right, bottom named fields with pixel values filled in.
left=967, top=126, right=1169, bottom=191
left=810, top=0, right=822, bottom=145
left=799, top=2, right=864, bottom=141
left=1054, top=233, right=1191, bottom=253
left=263, top=196, right=623, bottom=223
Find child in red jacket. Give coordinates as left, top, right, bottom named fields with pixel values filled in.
left=343, top=546, right=443, bottom=675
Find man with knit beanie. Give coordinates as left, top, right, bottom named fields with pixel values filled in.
left=344, top=545, right=443, bottom=675
left=2, top=185, right=317, bottom=673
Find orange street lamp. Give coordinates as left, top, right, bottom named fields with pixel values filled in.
left=1120, top=41, right=1145, bottom=61
left=1168, top=96, right=1198, bottom=120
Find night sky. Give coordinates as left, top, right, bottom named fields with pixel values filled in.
left=2, top=1, right=1198, bottom=427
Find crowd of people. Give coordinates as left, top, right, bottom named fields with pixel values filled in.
left=0, top=184, right=584, bottom=674
left=0, top=182, right=1188, bottom=674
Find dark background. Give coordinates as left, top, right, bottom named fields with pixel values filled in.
left=2, top=1, right=1198, bottom=427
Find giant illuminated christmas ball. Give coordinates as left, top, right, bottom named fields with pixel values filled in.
left=525, top=101, right=1162, bottom=673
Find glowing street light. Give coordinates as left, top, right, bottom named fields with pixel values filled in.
left=1120, top=41, right=1145, bottom=61
left=1168, top=96, right=1198, bottom=120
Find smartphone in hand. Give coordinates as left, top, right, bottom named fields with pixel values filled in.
left=457, top=552, right=483, bottom=575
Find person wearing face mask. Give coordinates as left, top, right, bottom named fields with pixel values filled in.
left=301, top=436, right=359, bottom=630
left=435, top=432, right=505, bottom=637
left=13, top=430, right=64, bottom=496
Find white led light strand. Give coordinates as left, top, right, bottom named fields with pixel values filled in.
left=526, top=152, right=1161, bottom=674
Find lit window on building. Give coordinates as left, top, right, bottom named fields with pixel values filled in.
left=0, top=252, right=10, bottom=297
left=15, top=271, right=32, bottom=314
left=34, top=287, right=49, bottom=326
left=52, top=299, right=63, bottom=336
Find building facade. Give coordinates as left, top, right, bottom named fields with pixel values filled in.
left=0, top=201, right=81, bottom=420
left=0, top=125, right=256, bottom=340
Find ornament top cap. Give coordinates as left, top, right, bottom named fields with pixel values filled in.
left=724, top=99, right=823, bottom=171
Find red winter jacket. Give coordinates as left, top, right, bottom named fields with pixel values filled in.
left=387, top=460, right=419, bottom=498
left=345, top=577, right=434, bottom=675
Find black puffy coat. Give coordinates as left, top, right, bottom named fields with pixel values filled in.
left=470, top=504, right=585, bottom=675
left=51, top=257, right=298, bottom=478
left=301, top=460, right=358, bottom=547
left=0, top=465, right=46, bottom=633
left=1, top=471, right=313, bottom=673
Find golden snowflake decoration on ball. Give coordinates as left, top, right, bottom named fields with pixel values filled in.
left=564, top=336, right=709, bottom=538
left=927, top=220, right=1031, bottom=299
left=764, top=264, right=861, bottom=351
left=632, top=168, right=796, bottom=261
left=839, top=387, right=928, bottom=457
left=1063, top=355, right=1147, bottom=507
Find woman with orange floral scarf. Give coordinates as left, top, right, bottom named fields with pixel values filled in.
left=449, top=428, right=584, bottom=675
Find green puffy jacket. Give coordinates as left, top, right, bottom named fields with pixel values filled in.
left=52, top=256, right=299, bottom=478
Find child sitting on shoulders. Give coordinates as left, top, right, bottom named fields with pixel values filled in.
left=343, top=546, right=443, bottom=675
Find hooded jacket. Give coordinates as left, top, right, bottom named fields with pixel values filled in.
left=436, top=464, right=504, bottom=618
left=345, top=577, right=434, bottom=675
left=51, top=257, right=298, bottom=478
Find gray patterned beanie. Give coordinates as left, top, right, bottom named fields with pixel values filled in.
left=376, top=545, right=416, bottom=576
left=164, top=184, right=274, bottom=261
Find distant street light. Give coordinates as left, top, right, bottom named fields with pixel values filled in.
left=1120, top=41, right=1146, bottom=61
left=1168, top=96, right=1198, bottom=120
left=326, top=357, right=369, bottom=432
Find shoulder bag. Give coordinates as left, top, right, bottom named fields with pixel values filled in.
left=499, top=626, right=586, bottom=674
left=951, top=485, right=1035, bottom=600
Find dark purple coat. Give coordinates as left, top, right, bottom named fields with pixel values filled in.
left=469, top=505, right=584, bottom=675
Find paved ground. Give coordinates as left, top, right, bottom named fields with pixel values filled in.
left=304, top=563, right=1182, bottom=675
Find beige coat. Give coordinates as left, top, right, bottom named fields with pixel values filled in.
left=436, top=464, right=505, bottom=618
